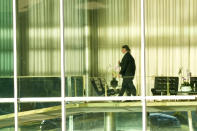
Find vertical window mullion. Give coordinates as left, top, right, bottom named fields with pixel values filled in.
left=141, top=0, right=146, bottom=131
left=13, top=0, right=18, bottom=131
left=60, top=0, right=66, bottom=131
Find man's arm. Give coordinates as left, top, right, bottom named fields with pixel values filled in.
left=119, top=56, right=129, bottom=75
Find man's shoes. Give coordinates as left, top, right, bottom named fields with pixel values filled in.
left=124, top=100, right=132, bottom=102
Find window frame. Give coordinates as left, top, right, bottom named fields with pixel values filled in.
left=0, top=0, right=193, bottom=131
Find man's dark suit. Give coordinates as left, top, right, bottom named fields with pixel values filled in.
left=119, top=52, right=136, bottom=96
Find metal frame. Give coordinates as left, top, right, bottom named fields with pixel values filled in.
left=0, top=96, right=195, bottom=103
left=2, top=0, right=195, bottom=131
left=141, top=0, right=146, bottom=130
left=13, top=0, right=18, bottom=130
left=60, top=0, right=66, bottom=130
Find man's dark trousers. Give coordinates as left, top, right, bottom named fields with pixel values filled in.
left=119, top=77, right=136, bottom=96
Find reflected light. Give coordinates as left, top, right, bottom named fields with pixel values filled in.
left=28, top=26, right=197, bottom=41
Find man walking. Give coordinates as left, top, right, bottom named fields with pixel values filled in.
left=118, top=45, right=136, bottom=96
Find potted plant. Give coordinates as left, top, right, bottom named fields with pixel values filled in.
left=180, top=80, right=192, bottom=92
left=178, top=67, right=192, bottom=93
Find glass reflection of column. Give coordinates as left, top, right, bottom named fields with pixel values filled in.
left=104, top=112, right=116, bottom=131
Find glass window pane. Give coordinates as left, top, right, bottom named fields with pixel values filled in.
left=146, top=100, right=197, bottom=131
left=148, top=111, right=190, bottom=131
left=146, top=0, right=197, bottom=96
left=64, top=0, right=141, bottom=97
left=0, top=103, right=14, bottom=130
left=66, top=103, right=142, bottom=130
left=0, top=0, right=14, bottom=98
left=191, top=111, right=197, bottom=130
left=18, top=102, right=61, bottom=130
left=16, top=0, right=61, bottom=97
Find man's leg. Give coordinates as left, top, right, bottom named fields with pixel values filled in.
left=119, top=79, right=127, bottom=96
left=130, top=80, right=136, bottom=96
left=126, top=80, right=136, bottom=96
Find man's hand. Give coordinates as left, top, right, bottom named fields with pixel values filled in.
left=117, top=74, right=121, bottom=78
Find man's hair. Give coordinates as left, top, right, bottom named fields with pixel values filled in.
left=122, top=45, right=130, bottom=52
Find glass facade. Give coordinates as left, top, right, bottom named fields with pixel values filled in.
left=0, top=0, right=197, bottom=131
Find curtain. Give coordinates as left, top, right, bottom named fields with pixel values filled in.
left=15, top=0, right=197, bottom=96
left=17, top=0, right=86, bottom=76
left=16, top=0, right=142, bottom=94
left=146, top=0, right=197, bottom=95
left=89, top=0, right=141, bottom=94
left=64, top=0, right=86, bottom=76
left=17, top=0, right=60, bottom=76
left=0, top=0, right=13, bottom=76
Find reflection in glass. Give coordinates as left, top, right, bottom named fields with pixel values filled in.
left=146, top=100, right=197, bottom=131
left=0, top=0, right=14, bottom=98
left=148, top=111, right=190, bottom=131
left=0, top=103, right=14, bottom=130
left=66, top=112, right=142, bottom=131
left=16, top=0, right=61, bottom=97
left=191, top=111, right=197, bottom=131
left=18, top=102, right=61, bottom=130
